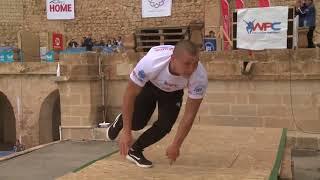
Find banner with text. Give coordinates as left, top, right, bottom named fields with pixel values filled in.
left=142, top=0, right=172, bottom=18
left=237, top=6, right=288, bottom=50
left=47, top=0, right=75, bottom=20
left=53, top=33, right=64, bottom=50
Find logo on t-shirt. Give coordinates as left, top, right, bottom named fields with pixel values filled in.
left=193, top=85, right=205, bottom=96
left=164, top=80, right=178, bottom=88
left=132, top=70, right=145, bottom=83
left=138, top=70, right=146, bottom=80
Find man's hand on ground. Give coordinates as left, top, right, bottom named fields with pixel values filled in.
left=119, top=130, right=132, bottom=157
left=166, top=144, right=180, bottom=165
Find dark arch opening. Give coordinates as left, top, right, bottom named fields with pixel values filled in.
left=0, top=92, right=16, bottom=151
left=39, top=90, right=61, bottom=145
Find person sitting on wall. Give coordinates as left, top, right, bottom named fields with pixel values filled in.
left=106, top=39, right=113, bottom=48
left=112, top=38, right=118, bottom=48
left=68, top=39, right=79, bottom=48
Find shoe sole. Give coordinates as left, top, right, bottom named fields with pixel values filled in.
left=126, top=155, right=153, bottom=168
left=105, top=126, right=113, bottom=141
left=106, top=113, right=122, bottom=141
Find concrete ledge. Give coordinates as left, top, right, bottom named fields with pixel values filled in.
left=0, top=140, right=66, bottom=162
left=287, top=131, right=320, bottom=150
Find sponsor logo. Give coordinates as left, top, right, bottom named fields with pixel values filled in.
left=154, top=47, right=174, bottom=51
left=164, top=80, right=178, bottom=88
left=193, top=85, right=205, bottom=96
left=244, top=19, right=281, bottom=34
left=138, top=70, right=146, bottom=80
left=132, top=70, right=146, bottom=83
left=130, top=154, right=141, bottom=160
left=148, top=0, right=166, bottom=8
left=49, top=0, right=72, bottom=12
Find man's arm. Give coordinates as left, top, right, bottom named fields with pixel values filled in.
left=172, top=97, right=202, bottom=147
left=166, top=97, right=202, bottom=163
left=119, top=80, right=142, bottom=156
left=122, top=79, right=142, bottom=132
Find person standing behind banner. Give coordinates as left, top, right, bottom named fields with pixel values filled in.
left=305, top=0, right=316, bottom=48
left=295, top=0, right=307, bottom=27
left=297, top=0, right=316, bottom=48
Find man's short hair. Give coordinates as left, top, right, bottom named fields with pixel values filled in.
left=173, top=40, right=198, bottom=57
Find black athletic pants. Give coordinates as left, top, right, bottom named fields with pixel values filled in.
left=130, top=81, right=184, bottom=151
left=307, top=26, right=315, bottom=48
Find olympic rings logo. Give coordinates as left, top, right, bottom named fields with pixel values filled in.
left=148, top=0, right=166, bottom=8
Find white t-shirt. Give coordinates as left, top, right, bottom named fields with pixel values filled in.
left=130, top=45, right=208, bottom=99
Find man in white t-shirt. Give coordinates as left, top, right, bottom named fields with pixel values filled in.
left=106, top=40, right=208, bottom=168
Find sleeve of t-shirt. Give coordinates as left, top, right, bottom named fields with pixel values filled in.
left=129, top=54, right=153, bottom=87
left=187, top=63, right=208, bottom=99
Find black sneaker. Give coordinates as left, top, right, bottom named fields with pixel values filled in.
left=106, top=113, right=123, bottom=141
left=126, top=148, right=153, bottom=168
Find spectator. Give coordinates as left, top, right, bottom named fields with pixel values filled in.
left=304, top=0, right=316, bottom=48
left=295, top=0, right=307, bottom=27
left=106, top=39, right=112, bottom=48
left=68, top=39, right=78, bottom=48
left=209, top=31, right=216, bottom=38
left=296, top=0, right=316, bottom=48
left=112, top=38, right=118, bottom=47
left=117, top=36, right=123, bottom=47
left=83, top=34, right=94, bottom=51
left=81, top=37, right=86, bottom=47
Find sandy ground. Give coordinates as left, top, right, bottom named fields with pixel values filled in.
left=58, top=125, right=283, bottom=180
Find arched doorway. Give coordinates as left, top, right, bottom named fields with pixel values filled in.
left=0, top=92, right=16, bottom=151
left=39, top=90, right=61, bottom=145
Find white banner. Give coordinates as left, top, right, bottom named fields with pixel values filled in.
left=237, top=6, right=288, bottom=50
left=142, top=0, right=172, bottom=18
left=47, top=0, right=75, bottom=20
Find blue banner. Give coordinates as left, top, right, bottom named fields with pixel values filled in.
left=0, top=50, right=14, bottom=63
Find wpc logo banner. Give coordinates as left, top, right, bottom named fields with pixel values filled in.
left=47, top=0, right=75, bottom=20
left=237, top=6, right=288, bottom=50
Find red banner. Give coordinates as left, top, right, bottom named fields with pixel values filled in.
left=221, top=0, right=230, bottom=50
left=52, top=33, right=63, bottom=50
left=236, top=0, right=245, bottom=9
left=259, top=0, right=270, bottom=7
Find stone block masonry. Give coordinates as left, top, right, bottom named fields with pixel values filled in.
left=2, top=0, right=320, bottom=47
left=1, top=49, right=320, bottom=149
left=104, top=49, right=320, bottom=134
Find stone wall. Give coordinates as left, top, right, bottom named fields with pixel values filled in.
left=2, top=0, right=320, bottom=47
left=104, top=49, right=320, bottom=133
left=0, top=63, right=58, bottom=148
left=0, top=0, right=23, bottom=46
left=0, top=49, right=320, bottom=148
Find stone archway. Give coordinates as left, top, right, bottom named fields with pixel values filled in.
left=39, top=90, right=61, bottom=145
left=0, top=92, right=16, bottom=151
